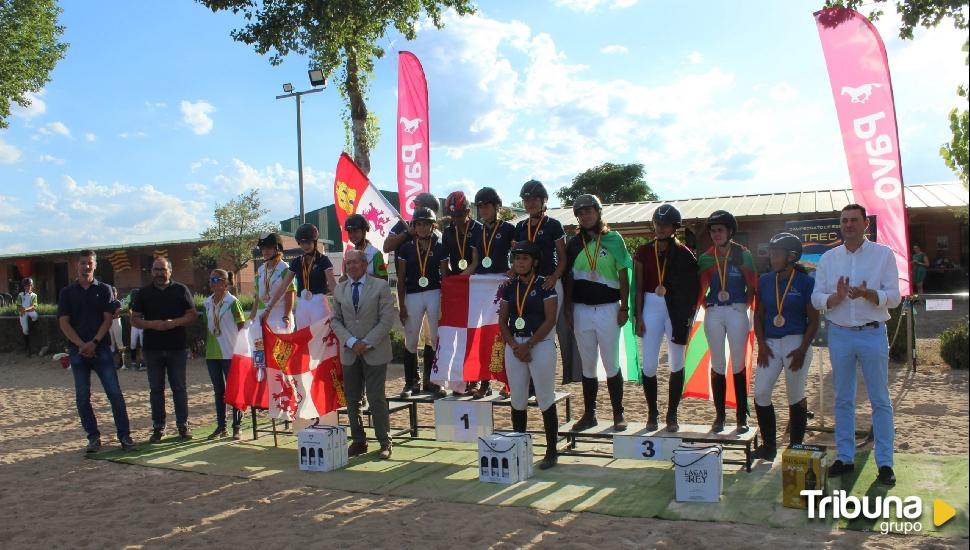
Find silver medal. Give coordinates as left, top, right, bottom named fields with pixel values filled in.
left=481, top=257, right=493, bottom=268
left=418, top=276, right=429, bottom=288
left=458, top=259, right=468, bottom=270
left=514, top=317, right=526, bottom=330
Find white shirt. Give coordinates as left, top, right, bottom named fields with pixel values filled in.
left=811, top=239, right=902, bottom=326
left=344, top=275, right=371, bottom=349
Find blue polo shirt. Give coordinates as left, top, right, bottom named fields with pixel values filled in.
left=500, top=275, right=557, bottom=337
left=475, top=220, right=516, bottom=274
left=514, top=215, right=566, bottom=277
left=706, top=263, right=749, bottom=306
left=442, top=218, right=483, bottom=273
left=57, top=279, right=116, bottom=350
left=759, top=270, right=815, bottom=338
left=397, top=236, right=447, bottom=293
left=288, top=252, right=334, bottom=294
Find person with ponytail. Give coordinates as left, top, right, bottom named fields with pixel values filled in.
left=633, top=204, right=699, bottom=432
left=696, top=210, right=758, bottom=433
left=203, top=269, right=246, bottom=440
left=752, top=233, right=819, bottom=460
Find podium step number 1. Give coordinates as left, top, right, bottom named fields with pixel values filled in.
left=434, top=399, right=493, bottom=442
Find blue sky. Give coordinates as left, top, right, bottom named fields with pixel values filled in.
left=1, top=0, right=966, bottom=253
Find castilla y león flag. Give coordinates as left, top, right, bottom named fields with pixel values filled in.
left=333, top=152, right=401, bottom=254
left=225, top=318, right=345, bottom=420
left=434, top=274, right=508, bottom=391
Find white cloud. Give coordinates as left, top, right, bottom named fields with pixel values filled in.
left=211, top=158, right=334, bottom=218
left=84, top=133, right=97, bottom=142
left=190, top=157, right=218, bottom=172
left=39, top=121, right=71, bottom=138
left=554, top=0, right=637, bottom=11
left=0, top=139, right=21, bottom=164
left=10, top=90, right=47, bottom=119
left=687, top=51, right=703, bottom=65
left=180, top=99, right=215, bottom=135
left=768, top=82, right=798, bottom=102
left=118, top=131, right=148, bottom=139
left=39, top=154, right=65, bottom=164
left=600, top=44, right=629, bottom=55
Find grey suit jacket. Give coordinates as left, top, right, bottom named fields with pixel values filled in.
left=330, top=274, right=397, bottom=366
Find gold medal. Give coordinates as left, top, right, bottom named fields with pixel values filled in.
left=514, top=274, right=536, bottom=333
left=718, top=290, right=730, bottom=302
left=481, top=257, right=493, bottom=268
left=773, top=314, right=786, bottom=328
left=418, top=276, right=429, bottom=288
left=453, top=220, right=471, bottom=272
left=458, top=258, right=468, bottom=270
left=514, top=317, right=526, bottom=330
left=302, top=289, right=312, bottom=300
left=655, top=285, right=667, bottom=297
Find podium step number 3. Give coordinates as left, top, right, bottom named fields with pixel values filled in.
left=613, top=434, right=682, bottom=461
left=435, top=399, right=493, bottom=442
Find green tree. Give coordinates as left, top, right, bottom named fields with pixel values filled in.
left=940, top=42, right=969, bottom=188
left=198, top=0, right=475, bottom=175
left=0, top=0, right=68, bottom=129
left=195, top=189, right=277, bottom=285
left=556, top=162, right=658, bottom=207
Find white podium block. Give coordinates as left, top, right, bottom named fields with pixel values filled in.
left=671, top=444, right=723, bottom=502
left=434, top=398, right=493, bottom=442
left=478, top=432, right=533, bottom=484
left=613, top=434, right=681, bottom=461
left=298, top=424, right=348, bottom=472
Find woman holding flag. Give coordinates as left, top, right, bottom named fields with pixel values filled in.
left=498, top=241, right=560, bottom=469
left=564, top=194, right=633, bottom=432
left=396, top=206, right=450, bottom=398
left=633, top=204, right=699, bottom=432
left=752, top=233, right=818, bottom=460
left=203, top=269, right=246, bottom=440
left=697, top=210, right=758, bottom=434
left=251, top=233, right=297, bottom=332
left=263, top=224, right=336, bottom=331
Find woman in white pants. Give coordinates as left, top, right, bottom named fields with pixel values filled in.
left=697, top=210, right=758, bottom=433
left=499, top=241, right=559, bottom=469
left=251, top=233, right=296, bottom=333
left=17, top=278, right=38, bottom=355
left=265, top=223, right=336, bottom=331
left=752, top=233, right=819, bottom=460
left=633, top=205, right=699, bottom=432
left=396, top=206, right=450, bottom=398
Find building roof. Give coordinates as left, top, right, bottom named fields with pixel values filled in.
left=0, top=236, right=215, bottom=261
left=532, top=182, right=967, bottom=227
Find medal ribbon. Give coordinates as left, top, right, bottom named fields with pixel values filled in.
left=654, top=242, right=667, bottom=290
left=262, top=258, right=279, bottom=299
left=210, top=296, right=226, bottom=334
left=481, top=221, right=500, bottom=260
left=302, top=254, right=314, bottom=293
left=775, top=268, right=796, bottom=319
left=417, top=237, right=432, bottom=279
left=526, top=215, right=546, bottom=242
left=515, top=274, right=536, bottom=323
left=581, top=231, right=603, bottom=273
left=453, top=219, right=471, bottom=265
left=714, top=246, right=729, bottom=295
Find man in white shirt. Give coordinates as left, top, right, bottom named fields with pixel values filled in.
left=811, top=204, right=901, bottom=486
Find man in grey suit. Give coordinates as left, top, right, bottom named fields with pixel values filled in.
left=331, top=249, right=398, bottom=459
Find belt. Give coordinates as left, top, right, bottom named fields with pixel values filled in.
left=832, top=321, right=881, bottom=330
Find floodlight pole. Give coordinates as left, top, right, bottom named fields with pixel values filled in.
left=276, top=87, right=324, bottom=225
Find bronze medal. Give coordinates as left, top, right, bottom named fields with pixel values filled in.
left=301, top=289, right=312, bottom=300
left=655, top=285, right=667, bottom=296
left=773, top=314, right=786, bottom=328
left=718, top=290, right=730, bottom=302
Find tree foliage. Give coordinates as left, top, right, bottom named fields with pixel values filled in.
left=197, top=0, right=475, bottom=175
left=940, top=42, right=969, bottom=188
left=195, top=189, right=277, bottom=284
left=556, top=163, right=658, bottom=206
left=0, top=0, right=68, bottom=129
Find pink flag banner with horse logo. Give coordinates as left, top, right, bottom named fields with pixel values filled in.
left=815, top=7, right=911, bottom=296
left=397, top=51, right=430, bottom=221
left=333, top=152, right=401, bottom=254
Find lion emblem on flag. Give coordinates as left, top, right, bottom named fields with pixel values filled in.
left=336, top=180, right=356, bottom=215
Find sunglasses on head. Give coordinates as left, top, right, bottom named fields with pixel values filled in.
left=209, top=276, right=226, bottom=284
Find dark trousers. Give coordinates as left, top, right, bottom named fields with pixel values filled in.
left=205, top=359, right=243, bottom=429
left=70, top=345, right=131, bottom=441
left=143, top=349, right=189, bottom=429
left=343, top=357, right=390, bottom=446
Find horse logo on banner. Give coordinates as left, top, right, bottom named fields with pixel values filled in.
left=840, top=83, right=882, bottom=104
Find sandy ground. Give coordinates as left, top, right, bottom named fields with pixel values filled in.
left=1, top=342, right=967, bottom=550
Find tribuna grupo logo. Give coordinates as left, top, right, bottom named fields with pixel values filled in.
left=802, top=490, right=923, bottom=534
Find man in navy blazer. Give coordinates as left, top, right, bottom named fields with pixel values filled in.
left=330, top=249, right=398, bottom=459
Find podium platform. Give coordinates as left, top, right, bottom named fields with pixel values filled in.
left=391, top=390, right=573, bottom=433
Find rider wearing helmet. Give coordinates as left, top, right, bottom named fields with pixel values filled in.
left=697, top=210, right=758, bottom=434
left=752, top=233, right=818, bottom=460
left=633, top=204, right=699, bottom=432
left=17, top=277, right=38, bottom=355
left=473, top=187, right=516, bottom=276
left=251, top=232, right=297, bottom=331
left=384, top=192, right=441, bottom=255
left=342, top=214, right=388, bottom=280
left=262, top=224, right=336, bottom=330
left=442, top=190, right=482, bottom=276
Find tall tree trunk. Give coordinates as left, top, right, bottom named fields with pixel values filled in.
left=345, top=50, right=371, bottom=175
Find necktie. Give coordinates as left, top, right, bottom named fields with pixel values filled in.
left=352, top=281, right=361, bottom=312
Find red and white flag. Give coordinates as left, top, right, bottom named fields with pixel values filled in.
left=333, top=152, right=401, bottom=254
left=434, top=274, right=509, bottom=391
left=397, top=51, right=430, bottom=221
left=225, top=318, right=345, bottom=420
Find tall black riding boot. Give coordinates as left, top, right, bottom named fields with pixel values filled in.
left=539, top=404, right=559, bottom=469
left=710, top=371, right=726, bottom=432
left=573, top=377, right=599, bottom=431
left=753, top=404, right=777, bottom=460
left=666, top=370, right=684, bottom=432
left=733, top=370, right=749, bottom=434
left=789, top=401, right=808, bottom=445
left=23, top=333, right=30, bottom=356
left=422, top=344, right=445, bottom=397
left=401, top=351, right=418, bottom=398
left=643, top=374, right=659, bottom=431
left=606, top=373, right=627, bottom=431
left=511, top=408, right=528, bottom=433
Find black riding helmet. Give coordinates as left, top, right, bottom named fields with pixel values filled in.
left=474, top=187, right=502, bottom=207
left=257, top=232, right=284, bottom=251
left=411, top=206, right=436, bottom=223
left=412, top=192, right=439, bottom=213
left=768, top=232, right=803, bottom=263
left=510, top=240, right=541, bottom=261
left=572, top=194, right=603, bottom=215
left=22, top=277, right=33, bottom=286
left=706, top=210, right=738, bottom=236
left=652, top=204, right=682, bottom=228
left=519, top=179, right=548, bottom=201
left=295, top=223, right=319, bottom=242
left=344, top=214, right=369, bottom=232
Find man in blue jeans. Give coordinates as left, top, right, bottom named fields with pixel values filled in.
left=812, top=203, right=901, bottom=486
left=131, top=256, right=198, bottom=443
left=57, top=249, right=137, bottom=453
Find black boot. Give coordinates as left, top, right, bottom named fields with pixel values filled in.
left=710, top=371, right=726, bottom=433
left=539, top=404, right=559, bottom=469
left=422, top=344, right=445, bottom=397
left=401, top=352, right=418, bottom=398
left=789, top=401, right=808, bottom=445
left=511, top=408, right=528, bottom=433
left=753, top=404, right=777, bottom=460
left=573, top=377, right=599, bottom=431
left=643, top=375, right=659, bottom=431
left=23, top=333, right=30, bottom=356
left=666, top=370, right=684, bottom=432
left=734, top=370, right=749, bottom=434
left=606, top=373, right=627, bottom=431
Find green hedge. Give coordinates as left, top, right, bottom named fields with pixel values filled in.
left=0, top=303, right=58, bottom=316
left=885, top=302, right=912, bottom=361
left=940, top=317, right=969, bottom=370
left=192, top=293, right=255, bottom=313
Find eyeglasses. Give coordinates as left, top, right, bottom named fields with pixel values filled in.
left=209, top=276, right=226, bottom=283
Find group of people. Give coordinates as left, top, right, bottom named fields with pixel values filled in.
left=55, top=182, right=901, bottom=485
